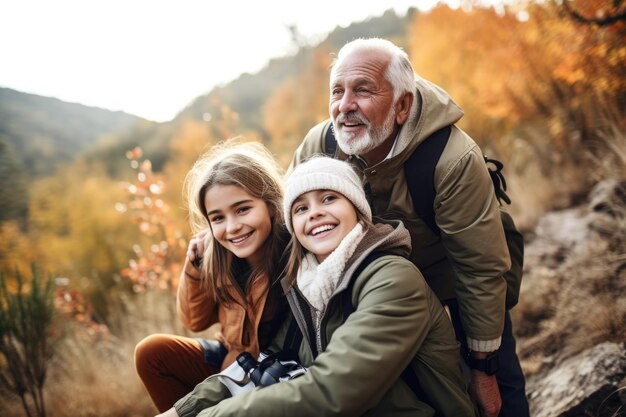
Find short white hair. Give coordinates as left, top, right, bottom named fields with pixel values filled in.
left=330, top=38, right=415, bottom=101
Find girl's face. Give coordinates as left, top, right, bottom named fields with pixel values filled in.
left=204, top=184, right=272, bottom=268
left=291, top=189, right=358, bottom=263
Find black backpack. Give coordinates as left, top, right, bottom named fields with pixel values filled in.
left=324, top=123, right=524, bottom=310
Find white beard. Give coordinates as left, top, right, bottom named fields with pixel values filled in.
left=333, top=107, right=396, bottom=156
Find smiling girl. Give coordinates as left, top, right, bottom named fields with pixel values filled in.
left=166, top=156, right=475, bottom=417
left=134, top=140, right=288, bottom=412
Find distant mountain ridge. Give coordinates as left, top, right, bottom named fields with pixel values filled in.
left=0, top=7, right=416, bottom=202
left=178, top=8, right=412, bottom=136
left=0, top=87, right=143, bottom=178
left=0, top=8, right=412, bottom=181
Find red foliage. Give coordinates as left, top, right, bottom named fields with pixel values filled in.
left=119, top=148, right=186, bottom=293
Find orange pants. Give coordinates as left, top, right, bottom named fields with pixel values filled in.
left=134, top=334, right=220, bottom=412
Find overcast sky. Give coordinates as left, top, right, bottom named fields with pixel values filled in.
left=0, top=0, right=445, bottom=122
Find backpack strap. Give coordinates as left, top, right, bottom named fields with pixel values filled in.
left=280, top=251, right=390, bottom=363
left=340, top=251, right=429, bottom=404
left=404, top=125, right=452, bottom=236
left=484, top=155, right=511, bottom=205
left=341, top=251, right=391, bottom=322
left=324, top=122, right=337, bottom=157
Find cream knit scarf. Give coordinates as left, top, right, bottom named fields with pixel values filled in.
left=296, top=222, right=365, bottom=345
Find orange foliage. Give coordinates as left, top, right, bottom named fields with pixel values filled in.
left=408, top=2, right=625, bottom=149
left=162, top=120, right=216, bottom=227
left=409, top=5, right=530, bottom=139
left=119, top=148, right=187, bottom=292
left=0, top=221, right=34, bottom=276
left=262, top=45, right=333, bottom=166
left=54, top=286, right=109, bottom=339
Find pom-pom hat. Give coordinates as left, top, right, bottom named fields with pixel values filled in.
left=283, top=156, right=372, bottom=233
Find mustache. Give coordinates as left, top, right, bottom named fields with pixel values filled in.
left=335, top=111, right=369, bottom=126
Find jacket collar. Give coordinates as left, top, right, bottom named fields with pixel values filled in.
left=281, top=219, right=411, bottom=299
left=392, top=75, right=464, bottom=160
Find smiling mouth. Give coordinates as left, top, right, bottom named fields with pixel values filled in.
left=336, top=112, right=367, bottom=129
left=230, top=231, right=253, bottom=244
left=342, top=120, right=363, bottom=128
left=310, top=224, right=336, bottom=236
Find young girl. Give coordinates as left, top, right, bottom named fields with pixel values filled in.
left=134, top=140, right=289, bottom=412
left=165, top=156, right=476, bottom=417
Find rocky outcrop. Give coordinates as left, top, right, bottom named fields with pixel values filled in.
left=527, top=342, right=626, bottom=417
left=513, top=179, right=626, bottom=416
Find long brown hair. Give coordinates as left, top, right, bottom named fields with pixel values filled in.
left=184, top=139, right=288, bottom=305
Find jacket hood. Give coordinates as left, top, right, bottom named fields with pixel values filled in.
left=392, top=75, right=464, bottom=159
left=339, top=219, right=411, bottom=289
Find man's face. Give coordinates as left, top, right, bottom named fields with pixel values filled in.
left=329, top=49, right=397, bottom=156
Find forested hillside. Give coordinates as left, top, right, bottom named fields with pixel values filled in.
left=0, top=87, right=146, bottom=224
left=0, top=87, right=142, bottom=177
left=82, top=8, right=413, bottom=175
left=1, top=2, right=624, bottom=416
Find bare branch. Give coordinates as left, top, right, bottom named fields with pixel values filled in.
left=563, top=0, right=626, bottom=26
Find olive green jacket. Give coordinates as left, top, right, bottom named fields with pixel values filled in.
left=174, top=221, right=475, bottom=417
left=289, top=76, right=510, bottom=349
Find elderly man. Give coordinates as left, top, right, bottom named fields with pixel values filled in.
left=290, top=38, right=528, bottom=417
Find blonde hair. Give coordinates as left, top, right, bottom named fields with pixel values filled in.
left=184, top=138, right=288, bottom=305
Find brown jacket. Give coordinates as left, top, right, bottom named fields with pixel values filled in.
left=177, top=258, right=282, bottom=369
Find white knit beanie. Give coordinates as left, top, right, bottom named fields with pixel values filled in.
left=283, top=156, right=372, bottom=233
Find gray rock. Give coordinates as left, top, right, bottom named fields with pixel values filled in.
left=527, top=342, right=626, bottom=417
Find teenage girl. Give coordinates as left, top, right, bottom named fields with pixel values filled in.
left=134, top=140, right=289, bottom=412
left=165, top=156, right=476, bottom=417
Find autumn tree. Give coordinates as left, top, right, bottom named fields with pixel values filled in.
left=27, top=161, right=140, bottom=320
left=562, top=0, right=626, bottom=26
left=408, top=4, right=525, bottom=144
left=262, top=44, right=333, bottom=166
left=408, top=2, right=624, bottom=194
left=118, top=147, right=187, bottom=293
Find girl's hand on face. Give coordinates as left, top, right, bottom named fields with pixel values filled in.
left=187, top=228, right=211, bottom=264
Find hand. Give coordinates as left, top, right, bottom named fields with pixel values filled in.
left=470, top=369, right=501, bottom=417
left=187, top=228, right=210, bottom=264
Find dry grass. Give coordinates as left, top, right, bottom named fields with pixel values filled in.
left=3, top=289, right=213, bottom=417
left=512, top=118, right=626, bottom=377
left=513, top=194, right=626, bottom=376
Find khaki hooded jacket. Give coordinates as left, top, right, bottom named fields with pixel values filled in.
left=174, top=221, right=476, bottom=417
left=290, top=76, right=511, bottom=348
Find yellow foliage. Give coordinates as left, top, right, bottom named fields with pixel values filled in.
left=0, top=221, right=33, bottom=275
left=27, top=161, right=137, bottom=280
left=262, top=44, right=333, bottom=167
left=408, top=2, right=625, bottom=151
left=408, top=4, right=525, bottom=139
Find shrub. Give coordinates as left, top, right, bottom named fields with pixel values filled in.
left=0, top=265, right=56, bottom=417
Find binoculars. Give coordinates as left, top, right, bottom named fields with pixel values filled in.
left=236, top=351, right=307, bottom=387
